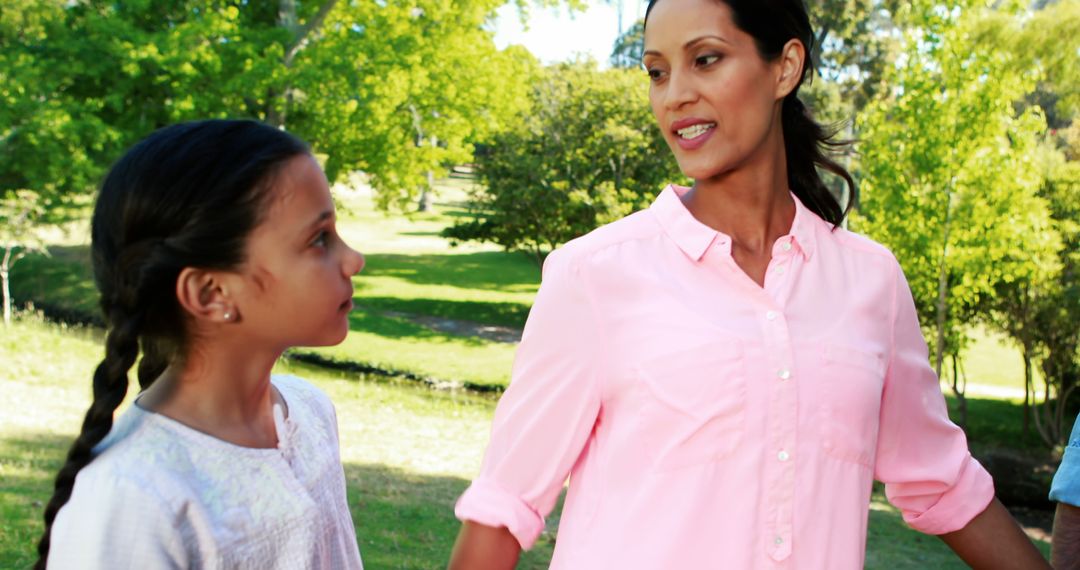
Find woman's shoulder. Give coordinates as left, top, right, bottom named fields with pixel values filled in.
left=827, top=225, right=901, bottom=266
left=549, top=208, right=662, bottom=270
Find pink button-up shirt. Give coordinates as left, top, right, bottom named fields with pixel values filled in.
left=455, top=185, right=994, bottom=569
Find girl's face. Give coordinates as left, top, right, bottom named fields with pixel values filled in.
left=230, top=154, right=364, bottom=349
left=643, top=0, right=792, bottom=181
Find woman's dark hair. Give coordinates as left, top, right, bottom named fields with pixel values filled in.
left=645, top=0, right=856, bottom=226
left=35, top=119, right=309, bottom=568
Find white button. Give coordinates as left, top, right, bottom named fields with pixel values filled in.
left=778, top=450, right=790, bottom=462
left=766, top=311, right=778, bottom=321
left=775, top=266, right=786, bottom=275
left=782, top=242, right=792, bottom=252
left=777, top=368, right=791, bottom=380
left=774, top=536, right=784, bottom=545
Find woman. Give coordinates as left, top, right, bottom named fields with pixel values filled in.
left=449, top=0, right=1048, bottom=567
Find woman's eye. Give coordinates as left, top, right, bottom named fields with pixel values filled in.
left=646, top=67, right=665, bottom=81
left=695, top=54, right=720, bottom=67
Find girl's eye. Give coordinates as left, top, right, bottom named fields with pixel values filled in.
left=311, top=230, right=329, bottom=248
left=646, top=67, right=666, bottom=82
left=695, top=54, right=720, bottom=67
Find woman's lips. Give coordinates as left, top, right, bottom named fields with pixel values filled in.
left=673, top=125, right=715, bottom=150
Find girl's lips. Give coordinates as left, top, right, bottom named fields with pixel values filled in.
left=339, top=297, right=354, bottom=311
left=674, top=126, right=715, bottom=150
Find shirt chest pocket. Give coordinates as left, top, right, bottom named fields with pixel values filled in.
left=634, top=341, right=747, bottom=471
left=818, top=344, right=887, bottom=469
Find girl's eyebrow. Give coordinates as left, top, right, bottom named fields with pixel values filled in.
left=643, top=34, right=732, bottom=59
left=304, top=210, right=334, bottom=231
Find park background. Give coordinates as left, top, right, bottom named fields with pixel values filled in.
left=2, top=0, right=1079, bottom=567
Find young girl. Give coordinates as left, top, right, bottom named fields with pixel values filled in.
left=35, top=120, right=365, bottom=569
left=449, top=0, right=1047, bottom=568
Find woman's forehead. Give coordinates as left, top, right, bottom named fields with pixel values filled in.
left=643, top=0, right=740, bottom=50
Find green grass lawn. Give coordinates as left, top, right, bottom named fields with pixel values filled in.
left=0, top=318, right=1052, bottom=568
left=7, top=178, right=1038, bottom=395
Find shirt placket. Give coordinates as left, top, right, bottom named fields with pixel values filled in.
left=762, top=239, right=798, bottom=562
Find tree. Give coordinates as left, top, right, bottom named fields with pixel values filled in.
left=991, top=146, right=1080, bottom=447
left=970, top=0, right=1080, bottom=447
left=0, top=0, right=554, bottom=211
left=610, top=19, right=644, bottom=69
left=0, top=190, right=47, bottom=326
left=854, top=1, right=1061, bottom=428
left=444, top=62, right=682, bottom=264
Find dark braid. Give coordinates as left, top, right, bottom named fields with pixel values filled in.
left=34, top=311, right=142, bottom=569
left=34, top=119, right=308, bottom=568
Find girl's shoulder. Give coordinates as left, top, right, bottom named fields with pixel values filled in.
left=271, top=374, right=335, bottom=421
left=72, top=405, right=195, bottom=511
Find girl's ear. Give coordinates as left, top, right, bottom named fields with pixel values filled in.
left=175, top=267, right=236, bottom=323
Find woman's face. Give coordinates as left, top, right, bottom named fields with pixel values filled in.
left=643, top=0, right=795, bottom=181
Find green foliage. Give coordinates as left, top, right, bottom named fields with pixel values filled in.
left=854, top=3, right=1061, bottom=376
left=0, top=0, right=543, bottom=210
left=444, top=62, right=682, bottom=262
left=610, top=19, right=643, bottom=69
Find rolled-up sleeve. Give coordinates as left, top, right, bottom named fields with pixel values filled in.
left=873, top=259, right=995, bottom=535
left=455, top=247, right=603, bottom=550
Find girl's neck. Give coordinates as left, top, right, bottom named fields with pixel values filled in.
left=137, top=340, right=285, bottom=449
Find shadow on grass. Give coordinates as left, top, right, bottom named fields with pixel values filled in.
left=12, top=247, right=539, bottom=331
left=8, top=246, right=98, bottom=317
left=946, top=395, right=1051, bottom=455
left=0, top=433, right=70, bottom=570
left=0, top=433, right=1047, bottom=569
left=363, top=251, right=540, bottom=292
left=344, top=463, right=557, bottom=570
left=346, top=308, right=490, bottom=347
left=0, top=431, right=557, bottom=569
left=359, top=297, right=529, bottom=331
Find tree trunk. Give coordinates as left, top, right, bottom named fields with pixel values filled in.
left=2, top=245, right=11, bottom=326
left=951, top=353, right=967, bottom=430
left=934, top=187, right=955, bottom=378
left=2, top=267, right=10, bottom=326
left=1023, top=349, right=1032, bottom=435
left=417, top=171, right=434, bottom=213
left=417, top=135, right=438, bottom=212
left=267, top=0, right=338, bottom=128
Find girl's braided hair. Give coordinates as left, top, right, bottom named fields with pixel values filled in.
left=35, top=119, right=308, bottom=568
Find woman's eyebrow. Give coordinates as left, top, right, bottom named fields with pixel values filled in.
left=643, top=34, right=732, bottom=59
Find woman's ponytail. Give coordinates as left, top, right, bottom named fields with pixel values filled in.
left=781, top=94, right=856, bottom=227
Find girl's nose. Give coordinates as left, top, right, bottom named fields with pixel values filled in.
left=343, top=246, right=365, bottom=276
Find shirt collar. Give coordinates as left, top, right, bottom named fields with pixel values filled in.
left=650, top=185, right=818, bottom=262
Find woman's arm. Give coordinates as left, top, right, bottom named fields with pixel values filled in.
left=1052, top=502, right=1080, bottom=568
left=448, top=522, right=521, bottom=570
left=938, top=498, right=1049, bottom=569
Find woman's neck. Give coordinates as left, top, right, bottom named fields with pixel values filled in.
left=684, top=132, right=794, bottom=257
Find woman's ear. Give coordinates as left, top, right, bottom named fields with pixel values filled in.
left=775, top=39, right=806, bottom=100
left=175, top=267, right=236, bottom=324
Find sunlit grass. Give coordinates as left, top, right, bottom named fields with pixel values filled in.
left=0, top=318, right=1049, bottom=568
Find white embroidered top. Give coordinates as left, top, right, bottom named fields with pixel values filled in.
left=48, top=375, right=364, bottom=570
